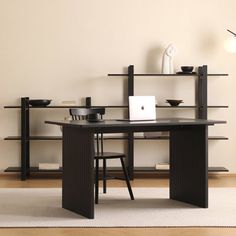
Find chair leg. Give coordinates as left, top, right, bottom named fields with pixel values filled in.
left=103, top=158, right=107, bottom=194
left=95, top=158, right=99, bottom=204
left=120, top=158, right=134, bottom=200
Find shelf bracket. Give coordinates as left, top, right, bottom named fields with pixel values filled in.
left=127, top=65, right=134, bottom=180
left=197, top=65, right=208, bottom=119
left=21, top=97, right=30, bottom=180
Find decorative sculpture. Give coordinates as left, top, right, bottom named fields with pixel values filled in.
left=161, top=44, right=177, bottom=74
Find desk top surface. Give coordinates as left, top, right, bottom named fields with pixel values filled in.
left=45, top=118, right=226, bottom=129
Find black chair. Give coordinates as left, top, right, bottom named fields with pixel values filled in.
left=69, top=108, right=134, bottom=204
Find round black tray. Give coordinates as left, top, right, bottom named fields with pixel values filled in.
left=29, top=99, right=52, bottom=107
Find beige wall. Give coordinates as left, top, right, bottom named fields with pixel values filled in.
left=0, top=0, right=236, bottom=172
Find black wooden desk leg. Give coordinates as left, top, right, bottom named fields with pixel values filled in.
left=62, top=127, right=95, bottom=219
left=170, top=125, right=208, bottom=208
left=127, top=132, right=134, bottom=180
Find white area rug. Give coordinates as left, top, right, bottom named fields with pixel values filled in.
left=0, top=188, right=235, bottom=227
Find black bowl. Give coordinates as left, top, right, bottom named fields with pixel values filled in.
left=166, top=99, right=183, bottom=107
left=181, top=66, right=194, bottom=73
left=29, top=99, right=52, bottom=107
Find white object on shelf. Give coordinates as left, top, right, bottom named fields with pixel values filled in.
left=134, top=132, right=144, bottom=137
left=39, top=163, right=60, bottom=170
left=161, top=44, right=177, bottom=74
left=155, top=163, right=170, bottom=170
left=103, top=133, right=125, bottom=137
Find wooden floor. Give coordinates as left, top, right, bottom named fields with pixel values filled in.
left=0, top=173, right=236, bottom=236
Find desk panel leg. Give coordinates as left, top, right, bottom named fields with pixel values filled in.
left=62, top=127, right=94, bottom=219
left=170, top=125, right=208, bottom=208
left=127, top=132, right=134, bottom=180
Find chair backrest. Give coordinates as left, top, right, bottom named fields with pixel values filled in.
left=70, top=108, right=105, bottom=121
left=69, top=107, right=106, bottom=154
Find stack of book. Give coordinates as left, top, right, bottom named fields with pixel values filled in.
left=39, top=163, right=60, bottom=170
left=144, top=132, right=162, bottom=138
left=155, top=163, right=170, bottom=170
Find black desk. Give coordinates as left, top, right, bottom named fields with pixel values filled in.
left=45, top=118, right=225, bottom=219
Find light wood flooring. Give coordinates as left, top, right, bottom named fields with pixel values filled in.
left=0, top=173, right=236, bottom=236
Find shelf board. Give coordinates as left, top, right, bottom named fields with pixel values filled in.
left=207, top=74, right=229, bottom=76
left=107, top=166, right=229, bottom=173
left=207, top=106, right=228, bottom=108
left=158, top=105, right=197, bottom=108
left=4, top=166, right=229, bottom=173
left=104, top=135, right=228, bottom=141
left=207, top=136, right=229, bottom=140
left=157, top=105, right=228, bottom=108
left=4, top=136, right=62, bottom=141
left=4, top=105, right=228, bottom=109
left=4, top=135, right=228, bottom=141
left=4, top=105, right=128, bottom=109
left=133, top=167, right=229, bottom=173
left=108, top=73, right=228, bottom=77
left=5, top=167, right=63, bottom=173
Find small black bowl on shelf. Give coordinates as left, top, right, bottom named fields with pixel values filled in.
left=166, top=99, right=183, bottom=107
left=181, top=66, right=194, bottom=73
left=29, top=99, right=52, bottom=107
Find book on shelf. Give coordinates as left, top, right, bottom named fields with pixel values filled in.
left=102, top=133, right=144, bottom=138
left=134, top=132, right=144, bottom=137
left=38, top=163, right=60, bottom=170
left=102, top=133, right=126, bottom=137
left=144, top=131, right=170, bottom=138
left=144, top=132, right=162, bottom=138
left=155, top=163, right=170, bottom=170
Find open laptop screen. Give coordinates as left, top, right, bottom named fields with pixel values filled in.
left=129, top=96, right=156, bottom=121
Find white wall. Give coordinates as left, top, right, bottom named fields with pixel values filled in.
left=0, top=0, right=236, bottom=172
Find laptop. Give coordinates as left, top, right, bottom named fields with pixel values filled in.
left=117, top=96, right=156, bottom=121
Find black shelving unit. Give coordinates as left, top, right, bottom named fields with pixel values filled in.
left=4, top=65, right=229, bottom=180
left=108, top=65, right=229, bottom=179
left=5, top=98, right=99, bottom=180
left=3, top=101, right=131, bottom=180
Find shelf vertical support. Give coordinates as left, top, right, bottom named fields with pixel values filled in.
left=21, top=97, right=30, bottom=180
left=197, top=65, right=208, bottom=119
left=127, top=65, right=134, bottom=180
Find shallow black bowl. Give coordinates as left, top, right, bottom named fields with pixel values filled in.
left=181, top=66, right=194, bottom=73
left=29, top=99, right=52, bottom=107
left=166, top=99, right=183, bottom=107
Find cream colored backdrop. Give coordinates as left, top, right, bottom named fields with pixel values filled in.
left=0, top=0, right=236, bottom=172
